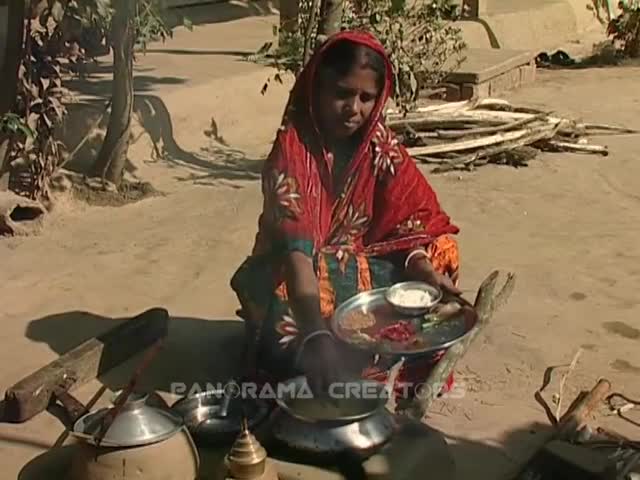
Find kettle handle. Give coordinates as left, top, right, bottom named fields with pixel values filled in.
left=183, top=425, right=201, bottom=470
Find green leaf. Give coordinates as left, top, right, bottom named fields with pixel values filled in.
left=182, top=16, right=193, bottom=30
left=391, top=0, right=405, bottom=13
left=20, top=124, right=36, bottom=139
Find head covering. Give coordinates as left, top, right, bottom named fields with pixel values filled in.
left=253, top=29, right=458, bottom=260
left=282, top=30, right=393, bottom=158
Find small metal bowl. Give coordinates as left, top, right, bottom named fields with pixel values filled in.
left=385, top=281, right=442, bottom=316
left=170, top=390, right=271, bottom=445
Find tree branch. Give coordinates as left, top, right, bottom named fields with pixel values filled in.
left=302, top=0, right=321, bottom=66
left=404, top=270, right=516, bottom=420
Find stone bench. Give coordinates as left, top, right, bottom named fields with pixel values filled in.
left=440, top=48, right=537, bottom=101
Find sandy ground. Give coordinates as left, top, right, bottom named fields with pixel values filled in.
left=1, top=11, right=640, bottom=479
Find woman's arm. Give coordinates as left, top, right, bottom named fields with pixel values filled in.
left=283, top=251, right=344, bottom=393
left=282, top=251, right=327, bottom=336
left=405, top=248, right=461, bottom=295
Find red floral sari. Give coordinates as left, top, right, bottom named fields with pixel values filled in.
left=231, top=31, right=460, bottom=397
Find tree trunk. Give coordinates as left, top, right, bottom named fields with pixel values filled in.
left=0, top=0, right=25, bottom=181
left=302, top=0, right=321, bottom=66
left=317, top=0, right=343, bottom=37
left=0, top=137, right=11, bottom=183
left=279, top=0, right=299, bottom=37
left=0, top=0, right=25, bottom=116
left=91, top=0, right=135, bottom=186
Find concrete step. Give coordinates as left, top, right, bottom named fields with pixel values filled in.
left=441, top=48, right=537, bottom=101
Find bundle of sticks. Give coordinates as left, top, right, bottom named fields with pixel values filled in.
left=385, top=98, right=638, bottom=173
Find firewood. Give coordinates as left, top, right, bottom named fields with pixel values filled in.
left=582, top=123, right=639, bottom=134
left=546, top=140, right=609, bottom=155
left=407, top=123, right=559, bottom=156
left=405, top=271, right=516, bottom=420
left=417, top=125, right=559, bottom=173
left=556, top=379, right=612, bottom=440
left=385, top=99, right=473, bottom=117
left=384, top=98, right=634, bottom=173
left=434, top=114, right=548, bottom=139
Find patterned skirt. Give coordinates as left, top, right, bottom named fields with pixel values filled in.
left=231, top=235, right=460, bottom=399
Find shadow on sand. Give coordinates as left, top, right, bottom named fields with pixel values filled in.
left=13, top=420, right=571, bottom=480
left=61, top=76, right=263, bottom=184
left=20, top=310, right=248, bottom=395
left=163, top=0, right=277, bottom=30
left=142, top=48, right=256, bottom=57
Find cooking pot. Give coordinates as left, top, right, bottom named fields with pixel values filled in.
left=69, top=392, right=200, bottom=480
left=266, top=376, right=399, bottom=461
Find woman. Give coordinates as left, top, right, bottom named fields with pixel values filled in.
left=231, top=30, right=461, bottom=397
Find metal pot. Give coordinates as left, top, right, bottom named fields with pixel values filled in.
left=267, top=376, right=399, bottom=460
left=69, top=392, right=200, bottom=480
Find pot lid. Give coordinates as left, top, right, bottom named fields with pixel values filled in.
left=73, top=392, right=184, bottom=447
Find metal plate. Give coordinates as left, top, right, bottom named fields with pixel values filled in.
left=331, top=287, right=478, bottom=356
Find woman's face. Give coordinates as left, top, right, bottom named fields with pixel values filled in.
left=316, top=66, right=381, bottom=141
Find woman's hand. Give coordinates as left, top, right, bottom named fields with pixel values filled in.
left=422, top=266, right=461, bottom=295
left=406, top=251, right=461, bottom=296
left=298, top=333, right=345, bottom=395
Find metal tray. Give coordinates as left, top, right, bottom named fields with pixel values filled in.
left=330, top=287, right=478, bottom=356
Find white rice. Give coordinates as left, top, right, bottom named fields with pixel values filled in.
left=389, top=288, right=432, bottom=308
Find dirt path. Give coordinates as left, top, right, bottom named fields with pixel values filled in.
left=1, top=63, right=640, bottom=478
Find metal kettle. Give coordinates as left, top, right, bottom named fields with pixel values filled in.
left=69, top=392, right=200, bottom=480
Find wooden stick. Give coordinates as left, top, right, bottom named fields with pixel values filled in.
left=556, top=378, right=612, bottom=440
left=94, top=339, right=164, bottom=446
left=405, top=271, right=516, bottom=420
left=386, top=98, right=544, bottom=119
left=3, top=308, right=170, bottom=423
left=545, top=140, right=609, bottom=155
left=581, top=122, right=639, bottom=134
left=422, top=125, right=557, bottom=173
left=447, top=109, right=560, bottom=123
left=514, top=379, right=615, bottom=477
left=52, top=385, right=109, bottom=448
left=434, top=114, right=548, bottom=139
left=385, top=100, right=473, bottom=117
left=408, top=129, right=531, bottom=156
left=387, top=117, right=504, bottom=132
left=555, top=348, right=583, bottom=422
left=408, top=126, right=557, bottom=166
left=391, top=110, right=571, bottom=133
